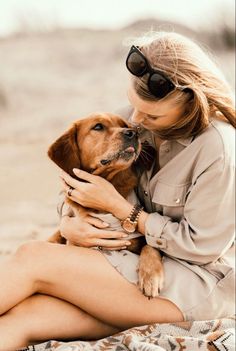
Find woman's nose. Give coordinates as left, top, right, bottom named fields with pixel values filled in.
left=131, top=110, right=144, bottom=124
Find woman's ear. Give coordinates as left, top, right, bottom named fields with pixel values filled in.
left=48, top=124, right=81, bottom=177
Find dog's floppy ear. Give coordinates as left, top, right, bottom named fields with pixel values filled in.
left=48, top=124, right=80, bottom=177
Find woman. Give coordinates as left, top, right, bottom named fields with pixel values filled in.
left=0, top=32, right=235, bottom=349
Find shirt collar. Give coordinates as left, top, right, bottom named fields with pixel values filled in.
left=141, top=132, right=194, bottom=148
left=176, top=136, right=194, bottom=147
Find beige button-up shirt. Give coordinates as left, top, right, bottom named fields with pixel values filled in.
left=119, top=106, right=235, bottom=291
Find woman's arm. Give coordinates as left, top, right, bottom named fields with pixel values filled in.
left=62, top=157, right=235, bottom=265
left=144, top=158, right=235, bottom=265
left=61, top=169, right=149, bottom=235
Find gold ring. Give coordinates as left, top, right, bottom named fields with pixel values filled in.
left=67, top=186, right=74, bottom=197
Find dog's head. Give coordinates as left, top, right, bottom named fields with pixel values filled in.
left=48, top=113, right=141, bottom=178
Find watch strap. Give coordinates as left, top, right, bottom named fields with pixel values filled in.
left=121, top=204, right=144, bottom=233
left=129, top=204, right=143, bottom=223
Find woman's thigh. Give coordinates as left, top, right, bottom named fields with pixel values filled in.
left=21, top=241, right=184, bottom=328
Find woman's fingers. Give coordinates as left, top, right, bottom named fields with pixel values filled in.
left=60, top=178, right=72, bottom=195
left=60, top=172, right=79, bottom=188
left=60, top=183, right=81, bottom=204
left=60, top=216, right=130, bottom=247
left=60, top=172, right=90, bottom=194
left=94, top=239, right=131, bottom=248
left=61, top=169, right=98, bottom=188
left=60, top=169, right=123, bottom=214
left=86, top=216, right=110, bottom=229
left=100, top=246, right=128, bottom=251
left=60, top=180, right=90, bottom=205
left=73, top=169, right=99, bottom=184
left=96, top=230, right=129, bottom=239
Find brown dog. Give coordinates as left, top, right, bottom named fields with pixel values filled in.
left=48, top=112, right=164, bottom=297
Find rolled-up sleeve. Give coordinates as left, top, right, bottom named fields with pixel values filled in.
left=145, top=157, right=235, bottom=265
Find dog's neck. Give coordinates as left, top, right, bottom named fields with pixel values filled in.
left=92, top=167, right=138, bottom=199
left=110, top=169, right=138, bottom=198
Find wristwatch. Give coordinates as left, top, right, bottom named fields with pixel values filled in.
left=121, top=204, right=143, bottom=233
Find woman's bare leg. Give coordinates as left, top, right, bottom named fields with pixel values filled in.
left=0, top=241, right=183, bottom=329
left=0, top=294, right=120, bottom=350
left=0, top=253, right=37, bottom=315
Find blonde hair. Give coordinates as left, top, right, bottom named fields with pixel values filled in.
left=129, top=32, right=235, bottom=139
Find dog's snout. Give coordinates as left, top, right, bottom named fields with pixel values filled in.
left=122, top=128, right=137, bottom=140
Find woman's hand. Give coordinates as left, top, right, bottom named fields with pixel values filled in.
left=61, top=169, right=133, bottom=219
left=60, top=213, right=131, bottom=250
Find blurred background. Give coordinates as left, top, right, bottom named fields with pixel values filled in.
left=0, top=0, right=235, bottom=258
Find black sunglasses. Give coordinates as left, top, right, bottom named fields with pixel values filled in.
left=126, top=45, right=184, bottom=99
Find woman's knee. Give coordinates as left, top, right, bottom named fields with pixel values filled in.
left=12, top=241, right=62, bottom=291
left=13, top=241, right=98, bottom=287
left=14, top=240, right=51, bottom=264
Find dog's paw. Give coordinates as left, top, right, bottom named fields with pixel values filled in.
left=138, top=245, right=164, bottom=298
left=138, top=265, right=164, bottom=298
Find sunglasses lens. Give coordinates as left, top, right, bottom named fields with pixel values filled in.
left=126, top=46, right=176, bottom=99
left=126, top=52, right=147, bottom=76
left=149, top=73, right=174, bottom=98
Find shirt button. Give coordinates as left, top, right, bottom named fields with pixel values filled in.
left=175, top=198, right=181, bottom=204
left=165, top=148, right=170, bottom=153
left=156, top=239, right=163, bottom=245
left=155, top=238, right=167, bottom=249
left=144, top=191, right=148, bottom=196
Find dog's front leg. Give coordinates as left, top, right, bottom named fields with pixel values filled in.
left=47, top=203, right=75, bottom=244
left=138, top=245, right=164, bottom=298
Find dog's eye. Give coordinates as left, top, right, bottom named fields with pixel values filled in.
left=92, top=123, right=104, bottom=131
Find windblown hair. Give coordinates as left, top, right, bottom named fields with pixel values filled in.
left=129, top=31, right=235, bottom=139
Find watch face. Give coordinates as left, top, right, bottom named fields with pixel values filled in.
left=122, top=218, right=136, bottom=233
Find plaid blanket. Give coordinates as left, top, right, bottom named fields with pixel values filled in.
left=19, top=316, right=235, bottom=351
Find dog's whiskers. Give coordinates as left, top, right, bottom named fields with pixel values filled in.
left=100, top=147, right=138, bottom=166
left=134, top=142, right=156, bottom=170
left=139, top=149, right=153, bottom=162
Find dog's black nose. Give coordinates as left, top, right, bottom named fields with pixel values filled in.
left=122, top=129, right=137, bottom=140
